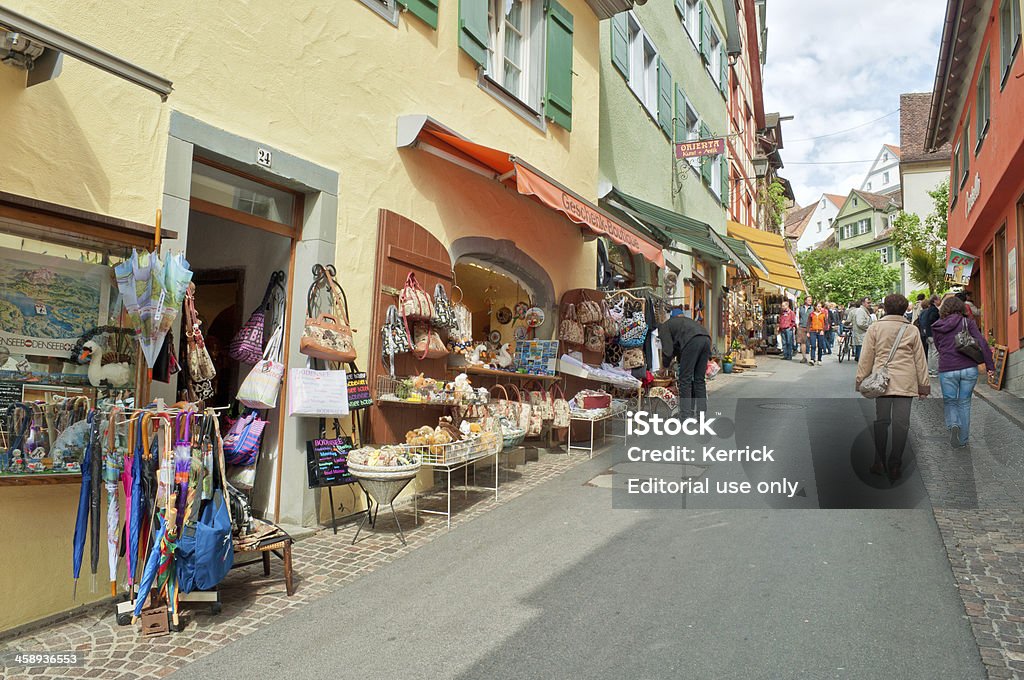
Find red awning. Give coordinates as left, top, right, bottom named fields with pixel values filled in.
left=398, top=119, right=665, bottom=268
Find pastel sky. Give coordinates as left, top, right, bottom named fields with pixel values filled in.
left=762, top=0, right=947, bottom=207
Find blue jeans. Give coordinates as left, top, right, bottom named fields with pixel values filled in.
left=808, top=331, right=824, bottom=361
left=781, top=328, right=795, bottom=359
left=939, top=367, right=978, bottom=444
left=825, top=329, right=836, bottom=353
left=854, top=344, right=862, bottom=362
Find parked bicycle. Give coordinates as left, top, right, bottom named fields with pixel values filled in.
left=837, top=328, right=853, bottom=363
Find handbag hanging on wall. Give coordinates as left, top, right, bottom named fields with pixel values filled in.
left=584, top=324, right=605, bottom=353
left=399, top=272, right=434, bottom=321
left=237, top=323, right=285, bottom=409
left=411, top=322, right=449, bottom=360
left=551, top=384, right=571, bottom=429
left=183, top=284, right=216, bottom=401
left=230, top=271, right=285, bottom=365
left=433, top=282, right=455, bottom=331
left=380, top=304, right=411, bottom=375
left=559, top=303, right=585, bottom=345
left=300, top=265, right=357, bottom=363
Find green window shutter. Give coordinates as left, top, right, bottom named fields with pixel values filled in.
left=719, top=44, right=728, bottom=95
left=674, top=84, right=687, bottom=142
left=545, top=0, right=574, bottom=131
left=720, top=157, right=729, bottom=207
left=699, top=1, right=712, bottom=63
left=674, top=0, right=685, bottom=17
left=398, top=0, right=439, bottom=29
left=459, top=0, right=490, bottom=67
left=657, top=58, right=673, bottom=137
left=610, top=12, right=629, bottom=78
left=700, top=122, right=712, bottom=183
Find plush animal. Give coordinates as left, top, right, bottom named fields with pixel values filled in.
left=468, top=344, right=488, bottom=366
left=495, top=343, right=513, bottom=369
left=79, top=339, right=133, bottom=388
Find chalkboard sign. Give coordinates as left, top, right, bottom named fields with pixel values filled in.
left=989, top=344, right=1008, bottom=390
left=346, top=372, right=372, bottom=410
left=306, top=437, right=357, bottom=488
left=0, top=382, right=23, bottom=411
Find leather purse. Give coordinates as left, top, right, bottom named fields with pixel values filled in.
left=954, top=318, right=985, bottom=364
left=300, top=265, right=357, bottom=363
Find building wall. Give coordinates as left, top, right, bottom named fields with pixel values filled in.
left=861, top=146, right=901, bottom=195
left=727, top=0, right=759, bottom=227
left=901, top=165, right=947, bottom=223
left=943, top=0, right=1024, bottom=394
left=0, top=0, right=606, bottom=631
left=795, top=196, right=839, bottom=251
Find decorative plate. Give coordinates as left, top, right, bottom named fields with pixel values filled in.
left=514, top=301, right=529, bottom=319
left=496, top=306, right=513, bottom=324
left=513, top=325, right=528, bottom=340
left=524, top=307, right=545, bottom=328
left=488, top=330, right=502, bottom=345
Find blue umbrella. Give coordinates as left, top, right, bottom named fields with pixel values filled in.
left=126, top=413, right=145, bottom=585
left=71, top=412, right=96, bottom=597
left=132, top=515, right=167, bottom=618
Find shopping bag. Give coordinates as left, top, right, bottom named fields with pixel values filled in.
left=288, top=367, right=350, bottom=417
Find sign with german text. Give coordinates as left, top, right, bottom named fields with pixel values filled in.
left=675, top=138, right=725, bottom=159
left=346, top=371, right=372, bottom=410
left=944, top=248, right=977, bottom=286
left=306, top=437, right=356, bottom=488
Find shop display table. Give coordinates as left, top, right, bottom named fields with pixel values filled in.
left=413, top=437, right=503, bottom=529
left=446, top=365, right=559, bottom=382
left=566, top=400, right=629, bottom=459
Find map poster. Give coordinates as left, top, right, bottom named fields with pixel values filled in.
left=0, top=247, right=111, bottom=358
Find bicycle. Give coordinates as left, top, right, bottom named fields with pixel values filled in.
left=837, top=331, right=852, bottom=363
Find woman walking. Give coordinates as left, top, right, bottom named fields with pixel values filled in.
left=930, top=295, right=995, bottom=448
left=855, top=294, right=930, bottom=481
left=851, top=298, right=872, bottom=362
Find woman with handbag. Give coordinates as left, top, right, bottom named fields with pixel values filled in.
left=930, top=295, right=995, bottom=448
left=854, top=294, right=930, bottom=481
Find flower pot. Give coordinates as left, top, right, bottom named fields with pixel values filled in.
left=722, top=362, right=734, bottom=374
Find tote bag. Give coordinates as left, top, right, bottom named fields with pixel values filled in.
left=288, top=366, right=350, bottom=417
left=237, top=324, right=285, bottom=409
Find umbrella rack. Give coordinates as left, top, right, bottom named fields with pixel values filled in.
left=115, top=586, right=220, bottom=629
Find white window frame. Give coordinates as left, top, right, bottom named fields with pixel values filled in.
left=878, top=246, right=892, bottom=265
left=817, top=221, right=823, bottom=233
left=358, top=0, right=400, bottom=26
left=711, top=152, right=723, bottom=198
left=485, top=0, right=542, bottom=111
left=1000, top=0, right=1022, bottom=87
left=683, top=97, right=701, bottom=172
left=708, top=25, right=723, bottom=86
left=680, top=0, right=700, bottom=47
left=625, top=13, right=659, bottom=118
left=882, top=170, right=890, bottom=184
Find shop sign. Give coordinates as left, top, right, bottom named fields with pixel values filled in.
left=675, top=138, right=725, bottom=159
left=305, top=437, right=356, bottom=488
left=256, top=147, right=273, bottom=168
left=346, top=371, right=373, bottom=410
left=965, top=173, right=981, bottom=217
left=944, top=247, right=977, bottom=285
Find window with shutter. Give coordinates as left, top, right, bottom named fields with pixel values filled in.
left=610, top=12, right=629, bottom=78
left=720, top=158, right=729, bottom=207
left=700, top=123, right=712, bottom=184
left=398, top=0, right=439, bottom=28
left=544, top=0, right=574, bottom=131
left=657, top=58, right=673, bottom=137
left=460, top=0, right=491, bottom=66
left=699, top=1, right=712, bottom=64
left=719, top=44, right=728, bottom=96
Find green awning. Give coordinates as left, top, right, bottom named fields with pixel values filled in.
left=602, top=188, right=729, bottom=262
left=720, top=235, right=768, bottom=275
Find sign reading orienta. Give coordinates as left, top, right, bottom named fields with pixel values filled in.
left=675, top=137, right=725, bottom=159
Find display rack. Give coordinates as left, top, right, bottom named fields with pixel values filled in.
left=412, top=435, right=503, bottom=529
left=566, top=400, right=629, bottom=459
left=446, top=365, right=560, bottom=383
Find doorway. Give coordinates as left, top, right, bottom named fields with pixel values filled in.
left=453, top=259, right=538, bottom=348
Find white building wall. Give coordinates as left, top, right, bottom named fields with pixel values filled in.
left=795, top=195, right=840, bottom=251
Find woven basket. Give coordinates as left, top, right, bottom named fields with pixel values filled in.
left=502, top=428, right=526, bottom=449
left=348, top=460, right=421, bottom=481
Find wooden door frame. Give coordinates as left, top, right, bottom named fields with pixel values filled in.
left=994, top=225, right=1007, bottom=345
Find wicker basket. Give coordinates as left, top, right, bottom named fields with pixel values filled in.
left=502, top=427, right=526, bottom=449
left=348, top=460, right=422, bottom=481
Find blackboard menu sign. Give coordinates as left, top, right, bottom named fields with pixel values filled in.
left=346, top=372, right=372, bottom=410
left=306, top=437, right=356, bottom=488
left=989, top=344, right=1008, bottom=390
left=0, top=382, right=23, bottom=411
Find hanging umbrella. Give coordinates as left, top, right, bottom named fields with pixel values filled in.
left=71, top=413, right=97, bottom=597
left=125, top=413, right=146, bottom=586
left=89, top=413, right=102, bottom=581
left=114, top=250, right=193, bottom=368
left=131, top=514, right=168, bottom=619
left=103, top=408, right=124, bottom=596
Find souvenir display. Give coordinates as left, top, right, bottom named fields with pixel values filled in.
left=524, top=307, right=545, bottom=328
left=496, top=306, right=513, bottom=325
left=114, top=249, right=194, bottom=368
left=380, top=304, right=412, bottom=374
left=514, top=301, right=529, bottom=319
left=558, top=304, right=584, bottom=345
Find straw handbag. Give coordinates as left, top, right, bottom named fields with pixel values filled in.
left=559, top=304, right=584, bottom=345
left=300, top=266, right=357, bottom=364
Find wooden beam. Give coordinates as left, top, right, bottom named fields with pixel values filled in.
left=386, top=244, right=453, bottom=280
left=189, top=197, right=297, bottom=239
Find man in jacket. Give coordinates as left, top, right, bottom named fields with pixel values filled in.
left=778, top=300, right=797, bottom=360
left=797, top=295, right=814, bottom=363
left=660, top=310, right=712, bottom=418
left=851, top=298, right=872, bottom=362
left=827, top=303, right=843, bottom=353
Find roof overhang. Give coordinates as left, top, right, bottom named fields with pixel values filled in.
left=398, top=115, right=665, bottom=268
left=585, top=0, right=635, bottom=20
left=0, top=6, right=172, bottom=98
left=926, top=0, right=986, bottom=150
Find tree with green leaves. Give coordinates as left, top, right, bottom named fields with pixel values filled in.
left=795, top=248, right=901, bottom=303
left=758, top=179, right=787, bottom=235
left=890, top=181, right=949, bottom=295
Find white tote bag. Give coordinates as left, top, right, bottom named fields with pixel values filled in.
left=237, top=325, right=285, bottom=410
left=287, top=366, right=349, bottom=417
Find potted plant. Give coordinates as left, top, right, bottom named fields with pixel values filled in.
left=722, top=352, right=734, bottom=374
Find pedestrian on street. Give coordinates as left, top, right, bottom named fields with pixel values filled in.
left=778, top=300, right=797, bottom=360
left=660, top=309, right=712, bottom=418
left=911, top=293, right=926, bottom=324
left=855, top=294, right=930, bottom=481
left=851, top=298, right=872, bottom=362
left=797, top=295, right=814, bottom=364
left=930, top=295, right=996, bottom=448
left=826, top=302, right=842, bottom=354
left=918, top=294, right=941, bottom=377
left=808, top=301, right=827, bottom=365
left=821, top=301, right=833, bottom=355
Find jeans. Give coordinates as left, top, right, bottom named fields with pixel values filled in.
left=926, top=338, right=938, bottom=375
left=939, top=367, right=978, bottom=444
left=825, top=329, right=836, bottom=353
left=781, top=327, right=795, bottom=360
left=808, top=331, right=824, bottom=361
left=854, top=344, right=862, bottom=362
left=677, top=335, right=712, bottom=417
left=874, top=396, right=913, bottom=466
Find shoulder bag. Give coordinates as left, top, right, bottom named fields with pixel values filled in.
left=955, top=317, right=985, bottom=364
left=380, top=304, right=411, bottom=375
left=433, top=283, right=455, bottom=330
left=299, top=265, right=357, bottom=363
left=559, top=304, right=585, bottom=345
left=551, top=384, right=571, bottom=429
left=237, top=323, right=285, bottom=409
left=229, top=271, right=283, bottom=364
left=399, top=272, right=434, bottom=321
left=184, top=284, right=216, bottom=401
left=859, top=323, right=910, bottom=399
left=577, top=295, right=604, bottom=325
